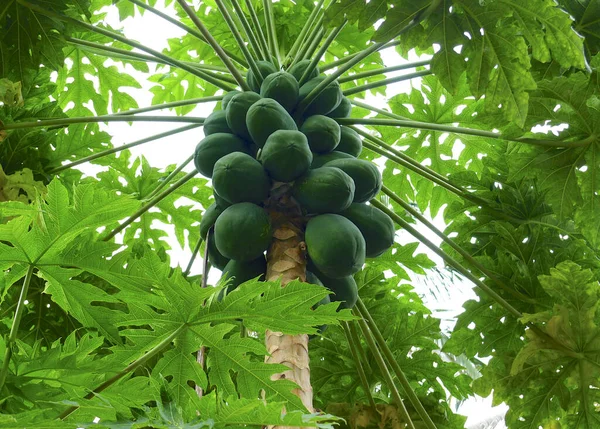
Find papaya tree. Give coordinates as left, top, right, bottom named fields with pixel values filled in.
left=1, top=0, right=599, bottom=428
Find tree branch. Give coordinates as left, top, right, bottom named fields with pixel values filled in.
left=176, top=0, right=249, bottom=90
left=338, top=60, right=431, bottom=83
left=294, top=0, right=442, bottom=118
left=0, top=265, right=35, bottom=392
left=128, top=0, right=248, bottom=68
left=48, top=125, right=201, bottom=174
left=355, top=301, right=438, bottom=429
left=2, top=115, right=205, bottom=131
left=102, top=170, right=198, bottom=242
left=343, top=69, right=432, bottom=96
left=17, top=0, right=235, bottom=91
left=299, top=21, right=347, bottom=86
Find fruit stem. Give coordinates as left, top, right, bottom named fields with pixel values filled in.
left=0, top=265, right=35, bottom=393
left=343, top=69, right=432, bottom=96
left=176, top=0, right=250, bottom=90
left=195, top=227, right=211, bottom=397
left=283, top=0, right=326, bottom=67
left=244, top=0, right=271, bottom=62
left=298, top=20, right=347, bottom=86
left=65, top=36, right=238, bottom=83
left=102, top=170, right=198, bottom=242
left=338, top=60, right=431, bottom=83
left=293, top=0, right=440, bottom=117
left=184, top=235, right=204, bottom=277
left=341, top=321, right=378, bottom=411
left=293, top=14, right=324, bottom=67
left=355, top=300, right=438, bottom=429
left=320, top=40, right=402, bottom=72
left=303, top=27, right=326, bottom=64
left=262, top=0, right=281, bottom=67
left=360, top=138, right=474, bottom=203
left=127, top=0, right=248, bottom=68
left=229, top=0, right=267, bottom=61
left=215, top=0, right=266, bottom=85
left=144, top=154, right=195, bottom=201
left=354, top=315, right=416, bottom=429
left=116, top=96, right=223, bottom=116
left=48, top=125, right=200, bottom=175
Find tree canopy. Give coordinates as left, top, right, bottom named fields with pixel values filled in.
left=1, top=0, right=599, bottom=428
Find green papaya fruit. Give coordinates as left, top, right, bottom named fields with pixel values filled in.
left=311, top=151, right=354, bottom=168
left=259, top=130, right=312, bottom=182
left=207, top=232, right=230, bottom=270
left=247, top=60, right=278, bottom=92
left=222, top=90, right=242, bottom=110
left=341, top=203, right=395, bottom=257
left=292, top=167, right=355, bottom=213
left=221, top=256, right=267, bottom=293
left=288, top=59, right=319, bottom=82
left=246, top=98, right=298, bottom=148
left=305, top=214, right=365, bottom=278
left=336, top=126, right=362, bottom=157
left=194, top=133, right=250, bottom=178
left=226, top=91, right=261, bottom=141
left=212, top=152, right=271, bottom=204
left=214, top=203, right=272, bottom=261
left=296, top=76, right=343, bottom=117
left=300, top=114, right=341, bottom=153
left=200, top=203, right=224, bottom=240
left=325, top=159, right=382, bottom=203
left=327, top=97, right=352, bottom=118
left=260, top=71, right=299, bottom=112
left=204, top=110, right=232, bottom=135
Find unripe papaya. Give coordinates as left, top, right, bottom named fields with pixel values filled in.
left=325, top=159, right=382, bottom=203
left=311, top=151, right=354, bottom=168
left=204, top=110, right=232, bottom=135
left=221, top=256, right=267, bottom=293
left=246, top=98, right=298, bottom=148
left=292, top=167, right=355, bottom=214
left=327, top=96, right=352, bottom=118
left=200, top=203, right=224, bottom=240
left=214, top=203, right=272, bottom=261
left=259, top=130, right=312, bottom=182
left=300, top=114, right=341, bottom=153
left=288, top=59, right=319, bottom=82
left=336, top=126, right=362, bottom=157
left=194, top=133, right=250, bottom=178
left=226, top=91, right=261, bottom=141
left=306, top=214, right=365, bottom=278
left=247, top=60, right=278, bottom=92
left=207, top=232, right=229, bottom=270
left=297, top=76, right=343, bottom=117
left=222, top=90, right=241, bottom=110
left=213, top=190, right=232, bottom=209
left=341, top=203, right=395, bottom=257
left=260, top=71, right=299, bottom=113
left=308, top=262, right=359, bottom=310
left=212, top=152, right=270, bottom=204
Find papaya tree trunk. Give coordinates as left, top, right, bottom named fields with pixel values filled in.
left=265, top=185, right=313, bottom=414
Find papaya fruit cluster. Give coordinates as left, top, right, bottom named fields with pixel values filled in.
left=195, top=59, right=395, bottom=312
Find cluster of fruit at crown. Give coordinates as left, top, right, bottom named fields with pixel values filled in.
left=194, top=59, right=395, bottom=315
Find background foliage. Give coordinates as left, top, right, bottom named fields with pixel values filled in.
left=1, top=0, right=599, bottom=428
